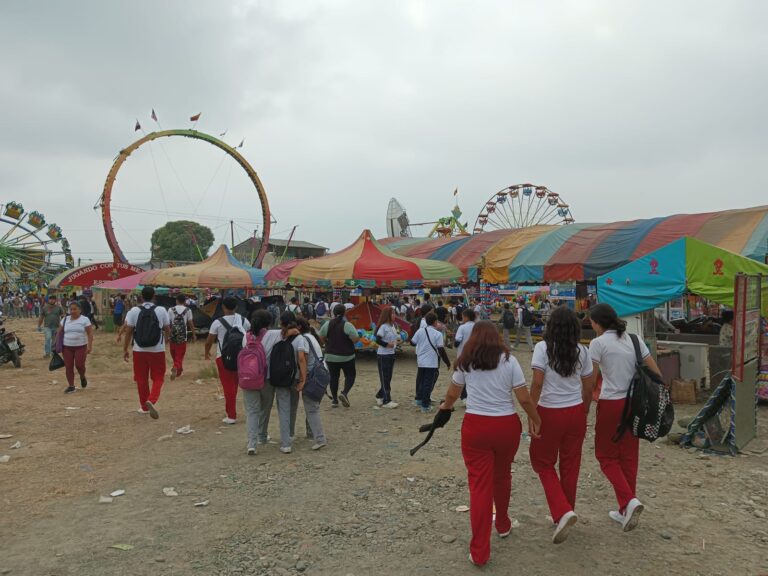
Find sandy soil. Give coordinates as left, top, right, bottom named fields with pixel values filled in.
left=1, top=318, right=767, bottom=576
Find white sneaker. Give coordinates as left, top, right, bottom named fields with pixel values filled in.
left=552, top=511, right=578, bottom=544
left=608, top=510, right=624, bottom=525
left=498, top=529, right=511, bottom=539
left=280, top=446, right=292, bottom=454
left=622, top=498, right=644, bottom=532
left=376, top=398, right=384, bottom=407
left=383, top=401, right=399, bottom=409
left=222, top=417, right=237, bottom=425
left=311, top=442, right=327, bottom=451
left=138, top=408, right=149, bottom=415
left=256, top=435, right=273, bottom=445
left=247, top=447, right=257, bottom=456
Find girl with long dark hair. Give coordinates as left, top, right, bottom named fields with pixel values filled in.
left=438, top=321, right=541, bottom=567
left=374, top=306, right=399, bottom=408
left=529, top=306, right=595, bottom=544
left=588, top=303, right=662, bottom=532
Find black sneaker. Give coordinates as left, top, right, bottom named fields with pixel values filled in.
left=339, top=393, right=350, bottom=408
left=331, top=400, right=340, bottom=408
left=80, top=376, right=88, bottom=389
left=64, top=386, right=76, bottom=394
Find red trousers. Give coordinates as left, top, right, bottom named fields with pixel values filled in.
left=63, top=345, right=87, bottom=387
left=461, top=413, right=522, bottom=566
left=133, top=351, right=166, bottom=408
left=595, top=398, right=639, bottom=512
left=529, top=404, right=587, bottom=523
left=169, top=342, right=187, bottom=374
left=216, top=357, right=238, bottom=419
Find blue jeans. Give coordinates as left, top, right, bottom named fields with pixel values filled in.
left=416, top=367, right=439, bottom=409
left=43, top=327, right=56, bottom=356
left=376, top=355, right=396, bottom=404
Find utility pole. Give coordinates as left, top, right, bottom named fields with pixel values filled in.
left=230, top=220, right=235, bottom=250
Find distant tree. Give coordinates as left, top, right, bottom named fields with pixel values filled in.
left=150, top=221, right=214, bottom=262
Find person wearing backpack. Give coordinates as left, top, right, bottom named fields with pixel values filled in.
left=295, top=317, right=328, bottom=450
left=529, top=307, right=595, bottom=544
left=267, top=300, right=281, bottom=328
left=314, top=298, right=329, bottom=321
left=500, top=302, right=516, bottom=346
left=588, top=303, right=662, bottom=533
left=123, top=287, right=171, bottom=419
left=205, top=296, right=250, bottom=425
left=318, top=304, right=360, bottom=408
left=168, top=294, right=196, bottom=380
left=238, top=309, right=274, bottom=455
left=268, top=311, right=304, bottom=453
left=513, top=300, right=535, bottom=350
left=287, top=297, right=302, bottom=317
left=301, top=297, right=316, bottom=321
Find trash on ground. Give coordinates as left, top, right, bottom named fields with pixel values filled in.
left=455, top=505, right=470, bottom=512
left=109, top=543, right=134, bottom=551
left=10, top=441, right=21, bottom=449
left=162, top=487, right=179, bottom=497
left=99, top=496, right=113, bottom=504
left=110, top=489, right=126, bottom=497
left=194, top=500, right=209, bottom=507
left=175, top=425, right=194, bottom=435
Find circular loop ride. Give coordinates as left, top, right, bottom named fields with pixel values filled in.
left=0, top=201, right=74, bottom=289
left=473, top=184, right=574, bottom=233
left=100, top=129, right=272, bottom=266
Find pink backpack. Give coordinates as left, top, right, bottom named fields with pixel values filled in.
left=237, top=332, right=267, bottom=390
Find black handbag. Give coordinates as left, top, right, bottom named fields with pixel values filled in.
left=49, top=351, right=65, bottom=371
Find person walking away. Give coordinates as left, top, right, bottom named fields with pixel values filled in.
left=374, top=306, right=400, bottom=409
left=500, top=302, right=516, bottom=346
left=205, top=296, right=250, bottom=424
left=588, top=303, right=662, bottom=532
left=56, top=301, right=94, bottom=393
left=168, top=294, right=196, bottom=380
left=410, top=312, right=451, bottom=413
left=268, top=311, right=303, bottom=453
left=38, top=295, right=65, bottom=358
left=529, top=307, right=595, bottom=544
left=267, top=299, right=281, bottom=328
left=287, top=297, right=302, bottom=316
left=123, top=287, right=171, bottom=418
left=238, top=310, right=274, bottom=455
left=454, top=308, right=477, bottom=405
left=314, top=298, right=329, bottom=322
left=514, top=300, right=535, bottom=350
left=301, top=297, right=316, bottom=321
left=438, top=320, right=541, bottom=566
left=318, top=304, right=359, bottom=407
left=113, top=294, right=126, bottom=329
left=295, top=317, right=328, bottom=450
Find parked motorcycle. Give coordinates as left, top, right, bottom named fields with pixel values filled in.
left=0, top=315, right=25, bottom=368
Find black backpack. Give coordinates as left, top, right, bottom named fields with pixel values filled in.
left=134, top=305, right=162, bottom=348
left=615, top=334, right=674, bottom=443
left=502, top=310, right=516, bottom=329
left=522, top=307, right=535, bottom=327
left=217, top=317, right=245, bottom=371
left=269, top=336, right=297, bottom=388
left=302, top=303, right=315, bottom=320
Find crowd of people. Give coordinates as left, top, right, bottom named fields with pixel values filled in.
left=10, top=287, right=668, bottom=567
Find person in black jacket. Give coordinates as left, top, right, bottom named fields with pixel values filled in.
left=318, top=304, right=360, bottom=407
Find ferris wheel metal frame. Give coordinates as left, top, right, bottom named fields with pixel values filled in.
left=0, top=201, right=74, bottom=289
left=100, top=129, right=272, bottom=266
left=472, top=183, right=574, bottom=234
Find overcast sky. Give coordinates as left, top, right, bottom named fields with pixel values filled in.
left=3, top=0, right=767, bottom=264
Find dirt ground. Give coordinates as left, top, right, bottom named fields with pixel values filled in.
left=1, top=318, right=767, bottom=576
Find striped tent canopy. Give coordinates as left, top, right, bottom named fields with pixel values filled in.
left=381, top=205, right=768, bottom=283
left=96, top=245, right=267, bottom=289
left=264, top=230, right=463, bottom=288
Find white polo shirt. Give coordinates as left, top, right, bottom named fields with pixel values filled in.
left=452, top=353, right=526, bottom=416
left=209, top=314, right=251, bottom=358
left=411, top=325, right=444, bottom=368
left=532, top=341, right=593, bottom=408
left=376, top=323, right=399, bottom=356
left=125, top=303, right=170, bottom=353
left=589, top=330, right=650, bottom=400
left=454, top=321, right=475, bottom=357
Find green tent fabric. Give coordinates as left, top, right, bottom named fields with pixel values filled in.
left=597, top=237, right=768, bottom=317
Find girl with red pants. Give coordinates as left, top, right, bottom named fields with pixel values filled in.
left=529, top=307, right=595, bottom=544
left=439, top=321, right=541, bottom=567
left=588, top=303, right=662, bottom=532
left=56, top=301, right=94, bottom=394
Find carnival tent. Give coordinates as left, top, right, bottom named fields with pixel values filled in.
left=96, top=245, right=267, bottom=290
left=596, top=237, right=768, bottom=317
left=265, top=230, right=463, bottom=288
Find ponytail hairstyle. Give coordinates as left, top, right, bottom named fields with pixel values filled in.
left=589, top=303, right=626, bottom=336
left=544, top=306, right=582, bottom=377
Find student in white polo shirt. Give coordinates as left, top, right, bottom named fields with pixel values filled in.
left=529, top=306, right=595, bottom=544
left=410, top=312, right=450, bottom=413
left=588, top=303, right=662, bottom=533
left=437, top=321, right=541, bottom=567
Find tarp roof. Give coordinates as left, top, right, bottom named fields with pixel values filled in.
left=596, top=237, right=768, bottom=317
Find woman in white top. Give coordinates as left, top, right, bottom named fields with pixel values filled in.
left=453, top=308, right=476, bottom=404
left=56, top=301, right=94, bottom=394
left=374, top=306, right=400, bottom=409
left=438, top=321, right=541, bottom=567
left=588, top=303, right=662, bottom=533
left=529, top=306, right=595, bottom=544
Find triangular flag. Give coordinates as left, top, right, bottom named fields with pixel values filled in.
left=151, top=109, right=158, bottom=122
left=134, top=120, right=141, bottom=131
left=453, top=188, right=458, bottom=196
left=236, top=139, right=244, bottom=148
left=219, top=129, right=227, bottom=137
left=190, top=113, right=201, bottom=121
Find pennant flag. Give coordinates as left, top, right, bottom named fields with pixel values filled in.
left=134, top=120, right=141, bottom=131
left=236, top=138, right=244, bottom=149
left=190, top=113, right=201, bottom=121
left=219, top=129, right=227, bottom=137
left=453, top=188, right=458, bottom=196
left=151, top=108, right=158, bottom=122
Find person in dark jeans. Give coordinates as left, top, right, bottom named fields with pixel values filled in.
left=374, top=306, right=399, bottom=408
left=410, top=312, right=451, bottom=413
left=318, top=304, right=360, bottom=407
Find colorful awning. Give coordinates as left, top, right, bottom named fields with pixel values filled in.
left=596, top=237, right=768, bottom=317
left=265, top=230, right=463, bottom=288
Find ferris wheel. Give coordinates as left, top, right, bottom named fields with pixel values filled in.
left=0, top=201, right=74, bottom=289
left=472, top=184, right=574, bottom=234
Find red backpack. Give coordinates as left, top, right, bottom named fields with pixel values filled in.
left=237, top=332, right=267, bottom=390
